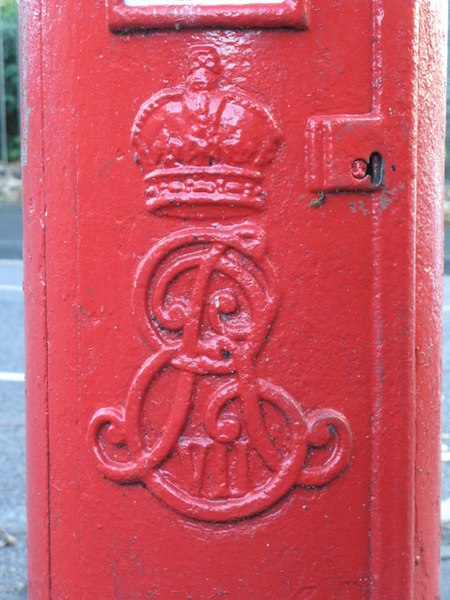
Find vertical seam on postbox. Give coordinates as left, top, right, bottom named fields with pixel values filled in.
left=38, top=0, right=52, bottom=594
left=368, top=0, right=418, bottom=595
left=411, top=0, right=421, bottom=584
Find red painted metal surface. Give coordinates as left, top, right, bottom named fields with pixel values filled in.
left=108, top=0, right=310, bottom=30
left=20, top=0, right=446, bottom=597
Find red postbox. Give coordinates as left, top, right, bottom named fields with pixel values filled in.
left=21, top=0, right=446, bottom=598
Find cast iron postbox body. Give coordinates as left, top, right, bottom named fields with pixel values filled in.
left=21, top=0, right=446, bottom=597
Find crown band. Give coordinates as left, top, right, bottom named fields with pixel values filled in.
left=144, top=166, right=265, bottom=216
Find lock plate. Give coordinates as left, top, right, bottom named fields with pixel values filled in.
left=305, top=114, right=385, bottom=192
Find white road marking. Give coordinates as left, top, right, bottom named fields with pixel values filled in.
left=441, top=436, right=450, bottom=462
left=0, top=372, right=25, bottom=382
left=0, top=284, right=22, bottom=292
left=442, top=497, right=450, bottom=524
left=0, top=259, right=23, bottom=265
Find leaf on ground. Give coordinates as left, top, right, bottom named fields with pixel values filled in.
left=0, top=527, right=16, bottom=548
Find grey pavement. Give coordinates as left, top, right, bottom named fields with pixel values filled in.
left=0, top=214, right=449, bottom=598
left=445, top=226, right=450, bottom=275
left=0, top=205, right=22, bottom=260
left=0, top=259, right=26, bottom=600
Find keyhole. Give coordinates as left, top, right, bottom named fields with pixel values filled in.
left=367, top=152, right=384, bottom=187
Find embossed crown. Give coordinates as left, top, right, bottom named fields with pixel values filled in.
left=131, top=46, right=281, bottom=217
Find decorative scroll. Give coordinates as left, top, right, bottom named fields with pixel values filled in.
left=89, top=45, right=352, bottom=521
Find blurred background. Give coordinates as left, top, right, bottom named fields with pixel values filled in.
left=0, top=0, right=449, bottom=597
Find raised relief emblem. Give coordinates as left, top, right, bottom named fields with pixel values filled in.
left=131, top=45, right=280, bottom=218
left=89, top=46, right=352, bottom=521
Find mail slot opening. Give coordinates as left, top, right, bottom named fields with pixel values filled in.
left=109, top=0, right=309, bottom=30
left=125, top=0, right=284, bottom=4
